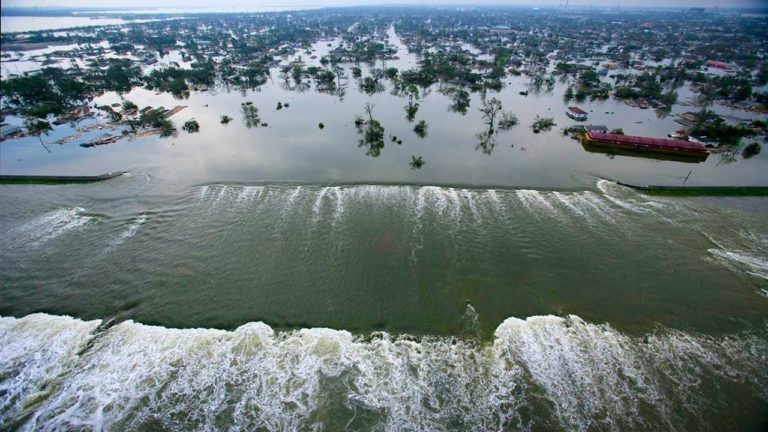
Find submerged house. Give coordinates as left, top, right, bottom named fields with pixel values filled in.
left=1, top=125, right=22, bottom=138
left=706, top=60, right=729, bottom=70
left=566, top=106, right=588, bottom=121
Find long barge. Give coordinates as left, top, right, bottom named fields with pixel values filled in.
left=583, top=132, right=709, bottom=158
left=0, top=171, right=126, bottom=184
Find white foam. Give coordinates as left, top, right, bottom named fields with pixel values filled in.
left=708, top=248, right=768, bottom=280
left=516, top=190, right=562, bottom=220
left=331, top=187, right=345, bottom=224
left=431, top=187, right=449, bottom=216
left=552, top=192, right=590, bottom=220
left=447, top=188, right=463, bottom=222
left=111, top=215, right=146, bottom=247
left=312, top=187, right=329, bottom=220
left=596, top=180, right=654, bottom=215
left=414, top=186, right=433, bottom=221
left=578, top=192, right=617, bottom=223
left=484, top=189, right=504, bottom=212
left=0, top=314, right=101, bottom=428
left=216, top=186, right=235, bottom=207
left=3, top=313, right=765, bottom=431
left=10, top=208, right=92, bottom=247
left=236, top=186, right=264, bottom=203
left=284, top=186, right=303, bottom=207
left=198, top=185, right=209, bottom=203
left=461, top=189, right=481, bottom=222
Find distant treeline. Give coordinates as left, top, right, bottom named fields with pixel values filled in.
left=0, top=7, right=165, bottom=17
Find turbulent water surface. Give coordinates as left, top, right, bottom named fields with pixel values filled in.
left=0, top=313, right=766, bottom=431
left=1, top=174, right=767, bottom=430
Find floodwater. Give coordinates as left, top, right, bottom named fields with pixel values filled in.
left=0, top=16, right=160, bottom=33
left=2, top=31, right=767, bottom=188
left=1, top=25, right=768, bottom=432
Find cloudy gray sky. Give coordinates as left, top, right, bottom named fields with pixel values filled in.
left=3, top=0, right=765, bottom=9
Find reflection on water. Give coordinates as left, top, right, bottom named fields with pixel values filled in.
left=1, top=27, right=766, bottom=189
left=0, top=16, right=160, bottom=33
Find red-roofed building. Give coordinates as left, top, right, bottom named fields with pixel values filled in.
left=566, top=106, right=588, bottom=121
left=584, top=132, right=708, bottom=157
left=706, top=60, right=729, bottom=70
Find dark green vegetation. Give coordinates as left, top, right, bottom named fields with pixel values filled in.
left=413, top=120, right=428, bottom=139
left=689, top=112, right=763, bottom=148
left=355, top=103, right=386, bottom=157
left=531, top=116, right=556, bottom=133
left=3, top=7, right=765, bottom=126
left=475, top=97, right=520, bottom=155
left=1, top=7, right=766, bottom=171
left=409, top=155, right=425, bottom=169
left=182, top=119, right=200, bottom=133
left=742, top=142, right=762, bottom=159
left=241, top=102, right=263, bottom=128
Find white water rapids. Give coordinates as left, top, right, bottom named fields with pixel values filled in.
left=1, top=313, right=766, bottom=431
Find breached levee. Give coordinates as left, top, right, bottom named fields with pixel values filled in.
left=1, top=313, right=766, bottom=431
left=193, top=180, right=683, bottom=228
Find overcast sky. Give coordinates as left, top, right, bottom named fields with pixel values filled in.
left=3, top=0, right=765, bottom=9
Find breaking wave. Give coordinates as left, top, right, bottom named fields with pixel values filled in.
left=193, top=181, right=683, bottom=228
left=1, top=313, right=765, bottom=431
left=709, top=248, right=768, bottom=281
left=705, top=230, right=768, bottom=282
left=4, top=208, right=92, bottom=247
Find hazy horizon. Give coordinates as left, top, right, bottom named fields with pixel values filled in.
left=2, top=0, right=766, bottom=11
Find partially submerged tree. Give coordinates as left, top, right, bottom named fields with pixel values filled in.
left=475, top=129, right=495, bottom=155
left=410, top=155, right=425, bottom=169
left=498, top=112, right=519, bottom=131
left=24, top=118, right=52, bottom=152
left=475, top=97, right=503, bottom=154
left=355, top=103, right=386, bottom=157
left=448, top=88, right=471, bottom=114
left=139, top=109, right=177, bottom=138
left=474, top=97, right=519, bottom=153
left=413, top=120, right=428, bottom=138
left=742, top=142, right=761, bottom=159
left=479, top=97, right=503, bottom=134
left=405, top=101, right=419, bottom=122
left=241, top=102, right=262, bottom=128
left=158, top=118, right=178, bottom=138
left=182, top=118, right=200, bottom=133
left=122, top=100, right=138, bottom=111
left=531, top=116, right=556, bottom=133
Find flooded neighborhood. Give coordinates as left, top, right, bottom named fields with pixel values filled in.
left=1, top=3, right=767, bottom=431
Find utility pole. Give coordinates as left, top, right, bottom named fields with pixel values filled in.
left=683, top=170, right=693, bottom=184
